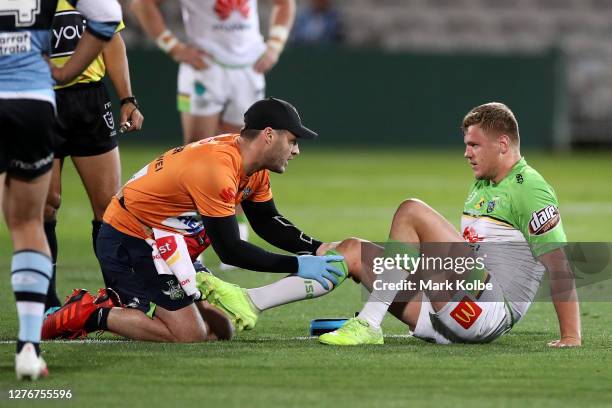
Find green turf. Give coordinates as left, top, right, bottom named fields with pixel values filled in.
left=1, top=146, right=611, bottom=407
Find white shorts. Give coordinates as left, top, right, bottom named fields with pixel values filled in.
left=177, top=62, right=265, bottom=125
left=410, top=276, right=514, bottom=344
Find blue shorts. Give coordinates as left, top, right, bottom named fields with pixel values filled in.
left=96, top=223, right=193, bottom=315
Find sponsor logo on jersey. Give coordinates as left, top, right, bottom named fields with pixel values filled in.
left=156, top=236, right=178, bottom=261
left=486, top=199, right=496, bottom=214
left=241, top=187, right=252, bottom=200
left=214, top=0, right=250, bottom=20
left=219, top=187, right=236, bottom=203
left=516, top=173, right=524, bottom=184
left=50, top=11, right=84, bottom=57
left=474, top=197, right=485, bottom=210
left=0, top=31, right=31, bottom=55
left=529, top=205, right=560, bottom=236
left=450, top=297, right=482, bottom=329
left=161, top=213, right=205, bottom=235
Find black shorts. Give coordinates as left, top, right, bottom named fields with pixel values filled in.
left=54, top=81, right=118, bottom=158
left=96, top=223, right=193, bottom=315
left=0, top=99, right=55, bottom=179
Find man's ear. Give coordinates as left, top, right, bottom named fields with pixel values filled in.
left=264, top=127, right=274, bottom=144
left=499, top=134, right=510, bottom=154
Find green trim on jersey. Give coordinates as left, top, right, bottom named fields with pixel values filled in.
left=462, top=157, right=566, bottom=257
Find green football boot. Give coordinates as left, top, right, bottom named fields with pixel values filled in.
left=318, top=317, right=384, bottom=345
left=196, top=272, right=259, bottom=332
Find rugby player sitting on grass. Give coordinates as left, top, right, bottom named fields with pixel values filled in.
left=41, top=98, right=345, bottom=342
left=197, top=102, right=581, bottom=348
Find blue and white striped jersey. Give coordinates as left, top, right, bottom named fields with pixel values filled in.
left=0, top=0, right=121, bottom=105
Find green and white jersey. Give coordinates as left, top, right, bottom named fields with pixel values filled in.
left=461, top=157, right=566, bottom=321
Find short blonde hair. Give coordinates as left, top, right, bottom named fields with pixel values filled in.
left=462, top=102, right=519, bottom=144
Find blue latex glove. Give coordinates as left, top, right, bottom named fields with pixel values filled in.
left=297, top=254, right=345, bottom=290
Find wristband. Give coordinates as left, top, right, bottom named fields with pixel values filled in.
left=120, top=96, right=140, bottom=109
left=156, top=29, right=179, bottom=53
left=269, top=25, right=289, bottom=43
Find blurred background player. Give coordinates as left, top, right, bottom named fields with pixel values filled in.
left=290, top=0, right=343, bottom=46
left=44, top=0, right=145, bottom=312
left=130, top=0, right=296, bottom=264
left=0, top=0, right=122, bottom=380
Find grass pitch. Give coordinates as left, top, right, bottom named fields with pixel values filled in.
left=1, top=146, right=611, bottom=407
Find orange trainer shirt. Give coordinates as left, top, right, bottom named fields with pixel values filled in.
left=103, top=134, right=273, bottom=239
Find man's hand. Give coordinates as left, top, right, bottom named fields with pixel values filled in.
left=297, top=254, right=345, bottom=290
left=547, top=336, right=581, bottom=348
left=170, top=43, right=209, bottom=70
left=253, top=46, right=280, bottom=73
left=119, top=102, right=144, bottom=133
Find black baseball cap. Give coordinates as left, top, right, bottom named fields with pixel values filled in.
left=244, top=97, right=318, bottom=139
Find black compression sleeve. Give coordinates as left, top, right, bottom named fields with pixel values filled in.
left=201, top=215, right=298, bottom=273
left=241, top=199, right=323, bottom=255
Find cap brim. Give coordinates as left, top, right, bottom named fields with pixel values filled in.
left=292, top=125, right=318, bottom=139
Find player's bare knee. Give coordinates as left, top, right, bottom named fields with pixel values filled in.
left=335, top=237, right=362, bottom=278
left=394, top=198, right=429, bottom=224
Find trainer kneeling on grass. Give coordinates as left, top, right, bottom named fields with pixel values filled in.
left=42, top=98, right=346, bottom=342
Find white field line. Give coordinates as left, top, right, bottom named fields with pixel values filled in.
left=0, top=334, right=413, bottom=345
left=563, top=202, right=612, bottom=215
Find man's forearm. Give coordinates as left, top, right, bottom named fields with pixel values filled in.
left=552, top=298, right=581, bottom=339
left=103, top=33, right=132, bottom=99
left=130, top=0, right=168, bottom=39
left=241, top=200, right=322, bottom=255
left=202, top=214, right=298, bottom=273
left=541, top=248, right=582, bottom=340
left=270, top=0, right=295, bottom=29
left=54, top=31, right=106, bottom=84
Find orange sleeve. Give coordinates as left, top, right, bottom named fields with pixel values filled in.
left=249, top=170, right=273, bottom=203
left=180, top=151, right=238, bottom=217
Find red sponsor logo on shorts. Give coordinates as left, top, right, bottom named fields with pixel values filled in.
left=462, top=226, right=484, bottom=243
left=215, top=0, right=250, bottom=20
left=450, top=297, right=482, bottom=329
left=219, top=187, right=236, bottom=203
left=156, top=236, right=177, bottom=261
